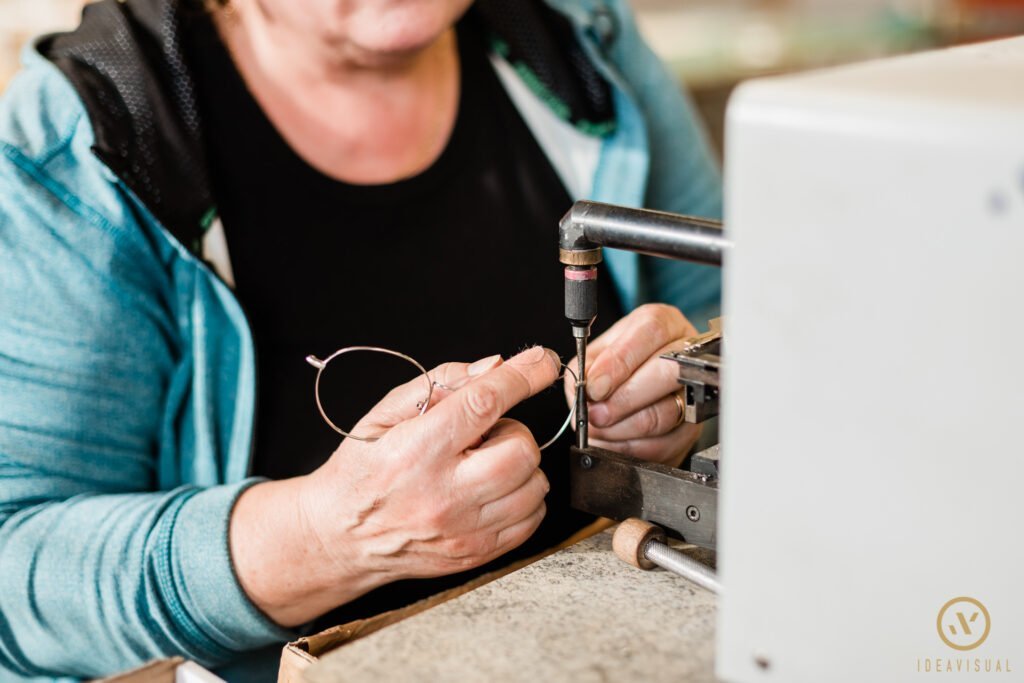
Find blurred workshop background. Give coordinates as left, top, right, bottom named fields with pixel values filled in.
left=1, top=0, right=1023, bottom=157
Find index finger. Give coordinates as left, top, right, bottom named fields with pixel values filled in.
left=561, top=305, right=673, bottom=403
left=353, top=355, right=503, bottom=433
left=412, top=346, right=561, bottom=456
left=585, top=304, right=695, bottom=402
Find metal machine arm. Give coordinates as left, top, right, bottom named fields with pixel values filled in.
left=558, top=200, right=730, bottom=265
left=558, top=200, right=729, bottom=550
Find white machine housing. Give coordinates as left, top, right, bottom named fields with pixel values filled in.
left=718, top=37, right=1024, bottom=682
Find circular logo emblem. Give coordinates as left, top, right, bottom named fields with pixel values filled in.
left=937, top=597, right=991, bottom=651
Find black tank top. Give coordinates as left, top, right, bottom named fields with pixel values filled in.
left=188, top=10, right=623, bottom=625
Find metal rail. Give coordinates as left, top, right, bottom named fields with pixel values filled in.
left=644, top=540, right=721, bottom=594
left=558, top=200, right=731, bottom=265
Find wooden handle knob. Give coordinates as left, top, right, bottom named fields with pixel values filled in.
left=612, top=518, right=666, bottom=570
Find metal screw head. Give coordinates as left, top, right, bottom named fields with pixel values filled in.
left=580, top=454, right=593, bottom=469
left=685, top=505, right=700, bottom=522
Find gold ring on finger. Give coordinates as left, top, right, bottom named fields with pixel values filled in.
left=672, top=391, right=687, bottom=429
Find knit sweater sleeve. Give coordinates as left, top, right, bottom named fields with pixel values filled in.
left=0, top=66, right=292, bottom=679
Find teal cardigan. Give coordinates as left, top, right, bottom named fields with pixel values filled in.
left=0, top=0, right=722, bottom=679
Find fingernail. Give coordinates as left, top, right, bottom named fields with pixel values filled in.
left=590, top=402, right=609, bottom=427
left=468, top=354, right=502, bottom=376
left=545, top=348, right=560, bottom=372
left=589, top=374, right=611, bottom=401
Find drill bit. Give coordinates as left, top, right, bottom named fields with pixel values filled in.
left=575, top=335, right=588, bottom=448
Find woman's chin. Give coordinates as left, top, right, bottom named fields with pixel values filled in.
left=343, top=34, right=443, bottom=68
left=341, top=2, right=467, bottom=62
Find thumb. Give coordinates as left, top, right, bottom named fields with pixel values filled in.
left=352, top=354, right=505, bottom=433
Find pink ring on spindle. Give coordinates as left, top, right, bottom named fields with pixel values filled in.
left=564, top=267, right=597, bottom=281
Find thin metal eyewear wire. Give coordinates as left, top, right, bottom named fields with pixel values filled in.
left=306, top=346, right=433, bottom=443
left=306, top=346, right=579, bottom=450
left=538, top=363, right=577, bottom=451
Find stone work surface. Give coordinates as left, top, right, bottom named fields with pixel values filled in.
left=307, top=529, right=717, bottom=683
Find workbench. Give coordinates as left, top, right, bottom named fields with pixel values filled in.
left=303, top=528, right=717, bottom=683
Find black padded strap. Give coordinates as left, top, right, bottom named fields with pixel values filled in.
left=473, top=0, right=616, bottom=135
left=39, top=0, right=211, bottom=252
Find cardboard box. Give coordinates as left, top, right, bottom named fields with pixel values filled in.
left=277, top=520, right=610, bottom=683
left=95, top=658, right=224, bottom=683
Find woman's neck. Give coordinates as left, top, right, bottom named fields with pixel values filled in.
left=212, top=3, right=461, bottom=184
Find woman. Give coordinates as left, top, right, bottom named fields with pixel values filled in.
left=0, top=0, right=722, bottom=679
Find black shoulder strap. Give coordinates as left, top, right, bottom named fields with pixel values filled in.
left=38, top=0, right=211, bottom=252
left=473, top=0, right=616, bottom=135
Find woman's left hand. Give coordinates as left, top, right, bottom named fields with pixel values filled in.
left=563, top=303, right=702, bottom=467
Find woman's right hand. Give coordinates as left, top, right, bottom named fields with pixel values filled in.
left=229, top=346, right=561, bottom=627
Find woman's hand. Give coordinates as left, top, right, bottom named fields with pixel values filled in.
left=564, top=304, right=702, bottom=467
left=230, top=346, right=560, bottom=627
